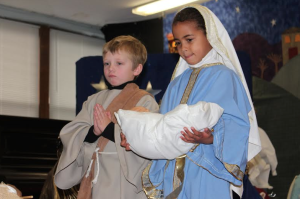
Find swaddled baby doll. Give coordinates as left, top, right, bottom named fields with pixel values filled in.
left=115, top=101, right=224, bottom=159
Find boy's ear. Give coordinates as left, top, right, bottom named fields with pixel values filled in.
left=133, top=64, right=143, bottom=76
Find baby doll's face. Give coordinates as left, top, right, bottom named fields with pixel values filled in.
left=103, top=50, right=141, bottom=86
left=172, top=21, right=212, bottom=65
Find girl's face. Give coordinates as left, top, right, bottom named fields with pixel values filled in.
left=172, top=21, right=212, bottom=65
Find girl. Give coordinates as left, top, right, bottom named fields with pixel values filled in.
left=140, top=4, right=261, bottom=199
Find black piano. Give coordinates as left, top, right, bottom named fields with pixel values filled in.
left=0, top=115, right=69, bottom=198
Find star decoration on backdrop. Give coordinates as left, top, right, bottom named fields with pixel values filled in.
left=91, top=76, right=107, bottom=91
left=235, top=7, right=240, bottom=13
left=146, top=81, right=161, bottom=97
left=271, top=19, right=276, bottom=27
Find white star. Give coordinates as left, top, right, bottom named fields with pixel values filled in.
left=235, top=7, right=240, bottom=13
left=146, top=81, right=161, bottom=97
left=271, top=19, right=276, bottom=27
left=91, top=76, right=107, bottom=91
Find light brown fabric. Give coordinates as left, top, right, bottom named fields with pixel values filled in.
left=0, top=183, right=22, bottom=199
left=106, top=83, right=151, bottom=124
left=77, top=137, right=108, bottom=199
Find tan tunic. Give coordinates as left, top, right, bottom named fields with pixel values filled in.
left=54, top=88, right=159, bottom=199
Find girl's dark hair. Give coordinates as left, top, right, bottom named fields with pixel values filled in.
left=172, top=7, right=206, bottom=35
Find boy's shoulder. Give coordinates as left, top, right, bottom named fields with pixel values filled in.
left=88, top=89, right=108, bottom=99
left=84, top=89, right=110, bottom=105
left=87, top=86, right=154, bottom=103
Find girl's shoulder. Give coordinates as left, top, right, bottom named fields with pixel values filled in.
left=206, top=64, right=237, bottom=77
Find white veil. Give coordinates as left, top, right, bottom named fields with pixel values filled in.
left=172, top=4, right=261, bottom=161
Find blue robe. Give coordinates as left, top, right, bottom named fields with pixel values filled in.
left=148, top=65, right=251, bottom=199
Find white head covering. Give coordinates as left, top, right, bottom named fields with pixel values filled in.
left=172, top=4, right=261, bottom=161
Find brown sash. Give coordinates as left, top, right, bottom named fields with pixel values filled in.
left=77, top=83, right=151, bottom=199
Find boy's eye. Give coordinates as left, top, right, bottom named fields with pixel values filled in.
left=117, top=62, right=122, bottom=65
left=187, top=38, right=193, bottom=42
left=104, top=62, right=109, bottom=66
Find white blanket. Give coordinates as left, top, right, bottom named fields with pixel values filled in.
left=115, top=101, right=224, bottom=159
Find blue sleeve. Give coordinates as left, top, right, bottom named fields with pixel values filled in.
left=187, top=68, right=251, bottom=185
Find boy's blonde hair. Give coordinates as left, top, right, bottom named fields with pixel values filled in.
left=103, top=35, right=147, bottom=70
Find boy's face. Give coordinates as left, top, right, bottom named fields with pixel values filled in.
left=172, top=21, right=212, bottom=65
left=103, top=50, right=142, bottom=87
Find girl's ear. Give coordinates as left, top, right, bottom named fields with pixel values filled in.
left=133, top=64, right=143, bottom=76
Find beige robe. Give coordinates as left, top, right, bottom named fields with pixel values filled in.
left=54, top=88, right=159, bottom=199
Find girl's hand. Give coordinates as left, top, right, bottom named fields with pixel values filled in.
left=120, top=132, right=131, bottom=151
left=93, top=104, right=111, bottom=136
left=180, top=127, right=213, bottom=144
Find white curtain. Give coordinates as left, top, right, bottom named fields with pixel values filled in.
left=0, top=19, right=39, bottom=117
left=49, top=30, right=105, bottom=121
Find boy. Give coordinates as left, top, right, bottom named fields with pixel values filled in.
left=54, top=35, right=159, bottom=199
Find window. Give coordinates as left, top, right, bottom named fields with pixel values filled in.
left=0, top=19, right=39, bottom=117
left=49, top=30, right=105, bottom=120
left=285, top=35, right=291, bottom=43
left=295, top=34, right=300, bottom=42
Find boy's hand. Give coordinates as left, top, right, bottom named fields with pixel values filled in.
left=131, top=106, right=149, bottom=112
left=120, top=132, right=131, bottom=151
left=93, top=104, right=112, bottom=136
left=180, top=127, right=213, bottom=144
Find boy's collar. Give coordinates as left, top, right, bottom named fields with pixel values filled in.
left=107, top=80, right=135, bottom=90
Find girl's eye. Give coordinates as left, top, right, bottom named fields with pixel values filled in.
left=187, top=38, right=193, bottom=42
left=104, top=62, right=109, bottom=66
left=117, top=62, right=122, bottom=65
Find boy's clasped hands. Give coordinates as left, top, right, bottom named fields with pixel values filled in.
left=93, top=104, right=112, bottom=136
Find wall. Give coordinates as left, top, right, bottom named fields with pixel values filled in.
left=163, top=0, right=300, bottom=81
left=101, top=18, right=164, bottom=53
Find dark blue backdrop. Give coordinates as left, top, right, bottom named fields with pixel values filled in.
left=76, top=52, right=252, bottom=114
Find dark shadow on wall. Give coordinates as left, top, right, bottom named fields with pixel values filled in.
left=253, top=76, right=300, bottom=199
left=101, top=18, right=164, bottom=54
